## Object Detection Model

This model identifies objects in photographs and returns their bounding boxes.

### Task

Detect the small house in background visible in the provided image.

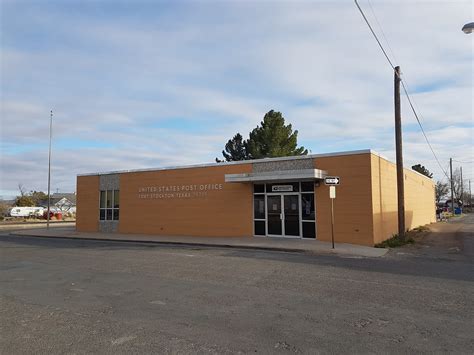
[39,193,76,213]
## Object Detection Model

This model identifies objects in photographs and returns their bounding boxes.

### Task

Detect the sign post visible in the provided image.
[325,177,340,249]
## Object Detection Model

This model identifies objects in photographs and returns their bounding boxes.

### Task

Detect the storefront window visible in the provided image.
[301,194,315,220]
[254,195,265,219]
[254,221,266,236]
[99,190,119,221]
[302,222,316,238]
[253,182,317,238]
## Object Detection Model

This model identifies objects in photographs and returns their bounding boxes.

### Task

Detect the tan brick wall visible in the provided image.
[76,152,435,246]
[370,154,436,244]
[76,175,99,232]
[118,164,253,237]
[314,153,374,246]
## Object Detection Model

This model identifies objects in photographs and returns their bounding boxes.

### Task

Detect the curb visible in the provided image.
[0,221,75,226]
[8,232,309,254]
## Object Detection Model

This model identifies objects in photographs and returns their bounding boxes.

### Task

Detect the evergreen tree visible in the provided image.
[14,195,35,207]
[246,110,308,159]
[216,133,249,162]
[411,164,433,178]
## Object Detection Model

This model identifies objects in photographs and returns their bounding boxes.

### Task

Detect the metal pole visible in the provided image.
[394,66,405,240]
[47,110,53,229]
[331,198,335,249]
[450,158,454,213]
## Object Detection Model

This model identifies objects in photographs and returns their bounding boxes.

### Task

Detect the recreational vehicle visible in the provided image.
[9,207,45,218]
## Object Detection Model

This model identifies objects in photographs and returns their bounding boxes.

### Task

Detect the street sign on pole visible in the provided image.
[325,176,340,185]
[329,186,336,249]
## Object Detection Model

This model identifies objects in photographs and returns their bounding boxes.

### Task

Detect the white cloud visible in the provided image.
[1,0,472,198]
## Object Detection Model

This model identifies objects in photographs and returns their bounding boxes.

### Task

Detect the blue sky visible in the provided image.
[1,0,473,198]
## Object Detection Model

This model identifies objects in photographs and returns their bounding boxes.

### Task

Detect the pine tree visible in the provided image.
[216,133,249,162]
[411,164,433,178]
[246,110,308,159]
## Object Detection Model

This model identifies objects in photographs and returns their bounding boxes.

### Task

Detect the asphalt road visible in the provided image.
[1,216,473,354]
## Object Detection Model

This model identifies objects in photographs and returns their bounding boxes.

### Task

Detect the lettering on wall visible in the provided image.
[137,183,224,199]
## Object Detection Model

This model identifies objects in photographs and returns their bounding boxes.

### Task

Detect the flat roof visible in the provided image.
[77,148,434,184]
[78,149,374,176]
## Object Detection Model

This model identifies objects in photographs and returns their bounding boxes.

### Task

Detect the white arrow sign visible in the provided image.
[324,176,340,185]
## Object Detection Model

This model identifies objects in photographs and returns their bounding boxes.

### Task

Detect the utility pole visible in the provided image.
[460,166,463,208]
[394,66,405,240]
[47,110,53,229]
[469,180,472,210]
[450,158,454,213]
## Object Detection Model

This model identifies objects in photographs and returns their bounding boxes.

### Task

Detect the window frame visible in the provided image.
[99,189,120,221]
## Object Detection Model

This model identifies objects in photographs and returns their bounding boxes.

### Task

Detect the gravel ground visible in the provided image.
[1,215,473,354]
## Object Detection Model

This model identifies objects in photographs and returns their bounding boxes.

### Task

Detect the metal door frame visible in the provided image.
[265,193,301,238]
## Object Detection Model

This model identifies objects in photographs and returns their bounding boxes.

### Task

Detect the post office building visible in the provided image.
[76,149,436,246]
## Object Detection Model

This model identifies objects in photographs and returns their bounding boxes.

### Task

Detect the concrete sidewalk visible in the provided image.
[0,222,75,231]
[9,227,387,258]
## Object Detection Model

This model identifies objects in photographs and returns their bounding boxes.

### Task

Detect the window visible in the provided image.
[301,181,315,192]
[301,194,315,220]
[253,184,266,236]
[254,195,266,219]
[100,190,119,221]
[301,192,315,238]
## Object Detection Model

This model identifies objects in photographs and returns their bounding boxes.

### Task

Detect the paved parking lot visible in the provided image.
[1,216,473,353]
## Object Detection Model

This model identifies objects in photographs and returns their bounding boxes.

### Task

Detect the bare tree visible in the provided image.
[435,181,449,204]
[18,183,27,197]
[451,168,468,204]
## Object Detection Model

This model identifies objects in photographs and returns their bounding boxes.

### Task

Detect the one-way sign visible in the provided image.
[324,176,340,185]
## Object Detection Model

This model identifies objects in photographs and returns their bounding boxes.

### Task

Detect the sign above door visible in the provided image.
[271,185,294,192]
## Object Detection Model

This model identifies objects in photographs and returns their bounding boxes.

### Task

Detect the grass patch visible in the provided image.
[375,234,415,248]
[375,225,431,248]
[411,225,430,233]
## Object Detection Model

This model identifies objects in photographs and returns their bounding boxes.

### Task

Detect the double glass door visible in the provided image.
[267,194,300,237]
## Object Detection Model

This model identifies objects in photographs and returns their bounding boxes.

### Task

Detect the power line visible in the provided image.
[354,0,450,181]
[400,80,450,180]
[366,0,399,65]
[439,162,451,184]
[354,0,394,69]
[452,159,474,164]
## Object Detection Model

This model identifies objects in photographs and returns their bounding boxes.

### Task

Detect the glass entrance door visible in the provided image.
[266,194,300,237]
[267,195,282,235]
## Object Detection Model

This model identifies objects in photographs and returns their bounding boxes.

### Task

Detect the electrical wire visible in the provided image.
[452,159,474,164]
[400,80,451,181]
[366,0,399,66]
[354,0,451,181]
[354,0,395,69]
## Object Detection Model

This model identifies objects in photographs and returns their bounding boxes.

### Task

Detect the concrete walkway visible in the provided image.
[0,221,75,231]
[9,226,387,258]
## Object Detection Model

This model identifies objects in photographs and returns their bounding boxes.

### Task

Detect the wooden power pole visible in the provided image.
[394,66,405,240]
[450,158,454,213]
[469,180,472,209]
